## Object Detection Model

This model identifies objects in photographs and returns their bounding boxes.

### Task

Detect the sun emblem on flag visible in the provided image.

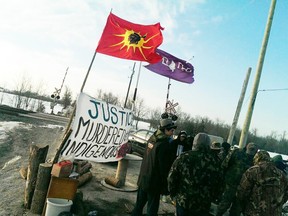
[111,30,160,60]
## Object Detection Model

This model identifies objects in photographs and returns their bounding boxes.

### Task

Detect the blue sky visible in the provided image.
[0,0,287,138]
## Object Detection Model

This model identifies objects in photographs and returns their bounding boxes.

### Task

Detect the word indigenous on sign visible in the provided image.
[61,93,133,162]
[62,139,121,159]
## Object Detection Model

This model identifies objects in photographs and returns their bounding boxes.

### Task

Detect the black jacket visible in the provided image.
[137,129,173,194]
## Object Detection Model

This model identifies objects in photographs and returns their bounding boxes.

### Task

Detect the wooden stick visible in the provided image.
[52,129,72,164]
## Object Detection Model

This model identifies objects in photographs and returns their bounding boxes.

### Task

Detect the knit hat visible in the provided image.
[160,118,177,130]
[192,133,211,151]
[246,142,258,155]
[253,150,271,165]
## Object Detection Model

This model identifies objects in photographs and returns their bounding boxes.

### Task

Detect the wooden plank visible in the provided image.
[47,176,78,199]
[42,176,78,216]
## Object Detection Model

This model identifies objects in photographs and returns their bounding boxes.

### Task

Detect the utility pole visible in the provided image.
[227,67,251,145]
[239,0,277,148]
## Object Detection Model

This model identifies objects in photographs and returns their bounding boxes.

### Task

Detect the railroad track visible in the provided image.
[0,105,69,126]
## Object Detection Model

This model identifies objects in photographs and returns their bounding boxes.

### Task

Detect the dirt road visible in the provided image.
[0,116,175,216]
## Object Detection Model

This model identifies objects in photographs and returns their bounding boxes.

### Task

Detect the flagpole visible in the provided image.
[50,50,98,164]
[165,78,171,110]
[124,62,136,108]
[132,62,142,112]
[80,51,97,92]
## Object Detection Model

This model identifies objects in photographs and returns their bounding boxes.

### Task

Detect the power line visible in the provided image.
[258,88,288,92]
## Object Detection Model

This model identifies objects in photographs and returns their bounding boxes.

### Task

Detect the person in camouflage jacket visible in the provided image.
[216,143,258,216]
[167,133,223,216]
[132,118,176,216]
[237,150,288,216]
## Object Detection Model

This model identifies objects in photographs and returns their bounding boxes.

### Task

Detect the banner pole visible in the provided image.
[80,51,97,92]
[52,50,98,163]
[124,62,136,108]
[165,78,171,110]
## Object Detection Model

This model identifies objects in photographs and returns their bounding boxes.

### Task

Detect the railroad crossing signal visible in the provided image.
[51,88,61,100]
[165,100,178,114]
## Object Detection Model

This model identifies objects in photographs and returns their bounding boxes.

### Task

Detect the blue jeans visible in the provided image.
[131,187,160,216]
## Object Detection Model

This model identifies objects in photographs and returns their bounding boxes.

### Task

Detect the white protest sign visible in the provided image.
[61,92,133,162]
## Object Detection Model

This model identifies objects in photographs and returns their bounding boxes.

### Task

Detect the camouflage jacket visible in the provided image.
[167,150,223,211]
[222,148,254,185]
[237,161,288,216]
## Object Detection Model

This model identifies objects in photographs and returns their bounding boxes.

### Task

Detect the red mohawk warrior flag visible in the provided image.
[96,12,164,63]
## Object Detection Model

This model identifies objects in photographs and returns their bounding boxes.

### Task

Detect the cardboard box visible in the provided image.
[51,160,73,178]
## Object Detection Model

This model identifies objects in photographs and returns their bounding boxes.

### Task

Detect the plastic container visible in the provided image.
[45,198,73,216]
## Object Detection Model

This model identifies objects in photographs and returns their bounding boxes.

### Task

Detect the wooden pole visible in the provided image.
[30,163,53,214]
[132,61,142,113]
[239,0,277,148]
[115,158,129,187]
[227,67,251,145]
[53,51,97,164]
[52,129,72,164]
[24,145,49,209]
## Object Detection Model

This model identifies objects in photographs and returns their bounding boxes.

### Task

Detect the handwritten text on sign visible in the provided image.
[61,93,133,162]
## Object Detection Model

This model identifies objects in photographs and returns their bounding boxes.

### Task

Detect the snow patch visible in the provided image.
[0,121,22,140]
[2,155,22,170]
[0,121,32,141]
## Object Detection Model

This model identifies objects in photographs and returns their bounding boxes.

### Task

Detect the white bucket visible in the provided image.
[45,198,73,216]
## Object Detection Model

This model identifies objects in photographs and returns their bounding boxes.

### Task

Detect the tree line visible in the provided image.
[0,84,73,113]
[1,83,287,156]
[94,90,288,156]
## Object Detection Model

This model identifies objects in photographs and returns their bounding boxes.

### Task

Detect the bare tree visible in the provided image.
[0,85,6,104]
[32,81,46,112]
[96,89,121,106]
[14,75,32,109]
[133,98,149,130]
[280,131,286,141]
[23,85,33,110]
[36,101,46,113]
[62,86,73,109]
[148,108,162,129]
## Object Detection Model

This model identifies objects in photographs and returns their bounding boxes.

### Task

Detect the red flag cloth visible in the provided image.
[96,12,164,63]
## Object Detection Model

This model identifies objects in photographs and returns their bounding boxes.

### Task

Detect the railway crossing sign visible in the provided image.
[165,100,178,114]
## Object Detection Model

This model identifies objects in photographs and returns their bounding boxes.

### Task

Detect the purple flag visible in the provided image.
[144,49,194,84]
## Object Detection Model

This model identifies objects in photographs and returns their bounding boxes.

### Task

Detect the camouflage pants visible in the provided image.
[216,184,241,216]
